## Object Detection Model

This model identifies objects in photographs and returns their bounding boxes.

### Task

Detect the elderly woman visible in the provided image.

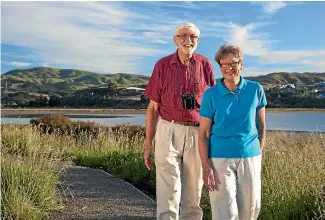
[198,44,267,220]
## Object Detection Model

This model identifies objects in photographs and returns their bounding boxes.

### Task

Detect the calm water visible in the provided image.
[1,113,325,132]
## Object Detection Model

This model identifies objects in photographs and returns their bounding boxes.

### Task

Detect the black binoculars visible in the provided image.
[181,94,198,110]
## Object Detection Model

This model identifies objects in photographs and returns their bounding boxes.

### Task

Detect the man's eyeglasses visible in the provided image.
[220,61,241,69]
[175,34,199,40]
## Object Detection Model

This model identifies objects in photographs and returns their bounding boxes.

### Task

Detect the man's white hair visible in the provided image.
[174,22,200,36]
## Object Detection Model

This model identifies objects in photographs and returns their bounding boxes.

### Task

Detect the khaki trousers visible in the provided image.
[209,156,262,220]
[155,119,204,220]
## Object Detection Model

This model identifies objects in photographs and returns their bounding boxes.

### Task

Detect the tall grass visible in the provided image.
[1,124,325,220]
[1,155,62,220]
[261,131,325,220]
[1,125,68,220]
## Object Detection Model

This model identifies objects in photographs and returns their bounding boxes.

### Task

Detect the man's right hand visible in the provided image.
[144,100,158,171]
[144,141,153,170]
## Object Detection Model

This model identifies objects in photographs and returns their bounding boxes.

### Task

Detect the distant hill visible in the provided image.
[245,72,325,88]
[1,67,325,94]
[1,67,150,92]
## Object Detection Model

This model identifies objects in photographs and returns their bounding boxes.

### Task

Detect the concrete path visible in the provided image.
[49,166,156,220]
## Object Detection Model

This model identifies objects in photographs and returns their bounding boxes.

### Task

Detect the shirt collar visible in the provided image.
[217,76,246,96]
[237,76,246,90]
[170,50,198,65]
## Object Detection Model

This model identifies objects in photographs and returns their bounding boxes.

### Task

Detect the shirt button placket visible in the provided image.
[235,90,240,104]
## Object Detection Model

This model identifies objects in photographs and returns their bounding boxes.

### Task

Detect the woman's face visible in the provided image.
[219,53,243,83]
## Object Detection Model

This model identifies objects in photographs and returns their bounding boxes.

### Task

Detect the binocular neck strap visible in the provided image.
[177,62,197,95]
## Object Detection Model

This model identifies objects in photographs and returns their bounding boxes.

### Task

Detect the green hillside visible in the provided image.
[2,67,325,94]
[246,72,325,88]
[1,67,150,92]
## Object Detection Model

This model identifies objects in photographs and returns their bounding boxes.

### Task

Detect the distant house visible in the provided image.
[277,84,296,94]
[315,93,325,99]
[79,92,95,98]
[3,101,18,106]
[315,81,325,88]
[303,88,321,94]
[295,83,304,89]
[118,87,145,96]
[278,84,295,89]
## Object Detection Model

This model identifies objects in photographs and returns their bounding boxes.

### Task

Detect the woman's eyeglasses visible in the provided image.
[220,61,241,69]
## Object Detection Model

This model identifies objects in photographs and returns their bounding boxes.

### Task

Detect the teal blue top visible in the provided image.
[200,77,267,158]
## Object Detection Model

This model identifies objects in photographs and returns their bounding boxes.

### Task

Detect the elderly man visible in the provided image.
[143,22,215,220]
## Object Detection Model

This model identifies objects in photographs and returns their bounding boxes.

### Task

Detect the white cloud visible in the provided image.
[241,67,268,77]
[227,23,269,56]
[155,40,168,44]
[251,1,287,15]
[2,2,323,76]
[8,61,31,67]
[142,32,170,44]
[163,1,200,9]
[262,50,325,65]
[218,21,325,74]
[1,2,166,74]
[264,1,287,15]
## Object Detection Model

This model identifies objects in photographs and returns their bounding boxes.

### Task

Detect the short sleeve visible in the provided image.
[205,59,216,87]
[200,88,214,119]
[256,83,267,111]
[144,62,162,103]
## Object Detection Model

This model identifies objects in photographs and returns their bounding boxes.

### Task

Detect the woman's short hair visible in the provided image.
[174,22,200,37]
[215,44,243,65]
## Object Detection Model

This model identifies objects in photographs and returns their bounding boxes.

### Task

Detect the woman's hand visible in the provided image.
[203,164,220,192]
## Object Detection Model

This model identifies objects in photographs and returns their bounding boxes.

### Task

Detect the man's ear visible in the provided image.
[173,36,177,45]
[240,62,244,70]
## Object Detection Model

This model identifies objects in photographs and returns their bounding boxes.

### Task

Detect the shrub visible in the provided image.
[30,115,101,140]
[109,124,145,141]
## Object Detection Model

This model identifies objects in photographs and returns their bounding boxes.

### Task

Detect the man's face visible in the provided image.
[219,53,243,82]
[173,27,200,56]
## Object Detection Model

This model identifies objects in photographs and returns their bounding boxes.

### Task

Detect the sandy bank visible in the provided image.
[1,107,325,118]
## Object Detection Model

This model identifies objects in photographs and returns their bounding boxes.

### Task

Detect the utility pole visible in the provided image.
[6,81,8,92]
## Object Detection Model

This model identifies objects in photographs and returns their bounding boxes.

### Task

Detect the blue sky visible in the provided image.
[1,1,325,78]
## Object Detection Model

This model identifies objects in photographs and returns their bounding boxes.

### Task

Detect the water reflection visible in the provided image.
[1,113,325,132]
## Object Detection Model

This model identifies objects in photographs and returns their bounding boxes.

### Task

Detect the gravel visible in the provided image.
[49,166,156,220]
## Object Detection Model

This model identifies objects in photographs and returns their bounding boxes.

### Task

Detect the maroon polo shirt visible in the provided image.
[144,50,215,123]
